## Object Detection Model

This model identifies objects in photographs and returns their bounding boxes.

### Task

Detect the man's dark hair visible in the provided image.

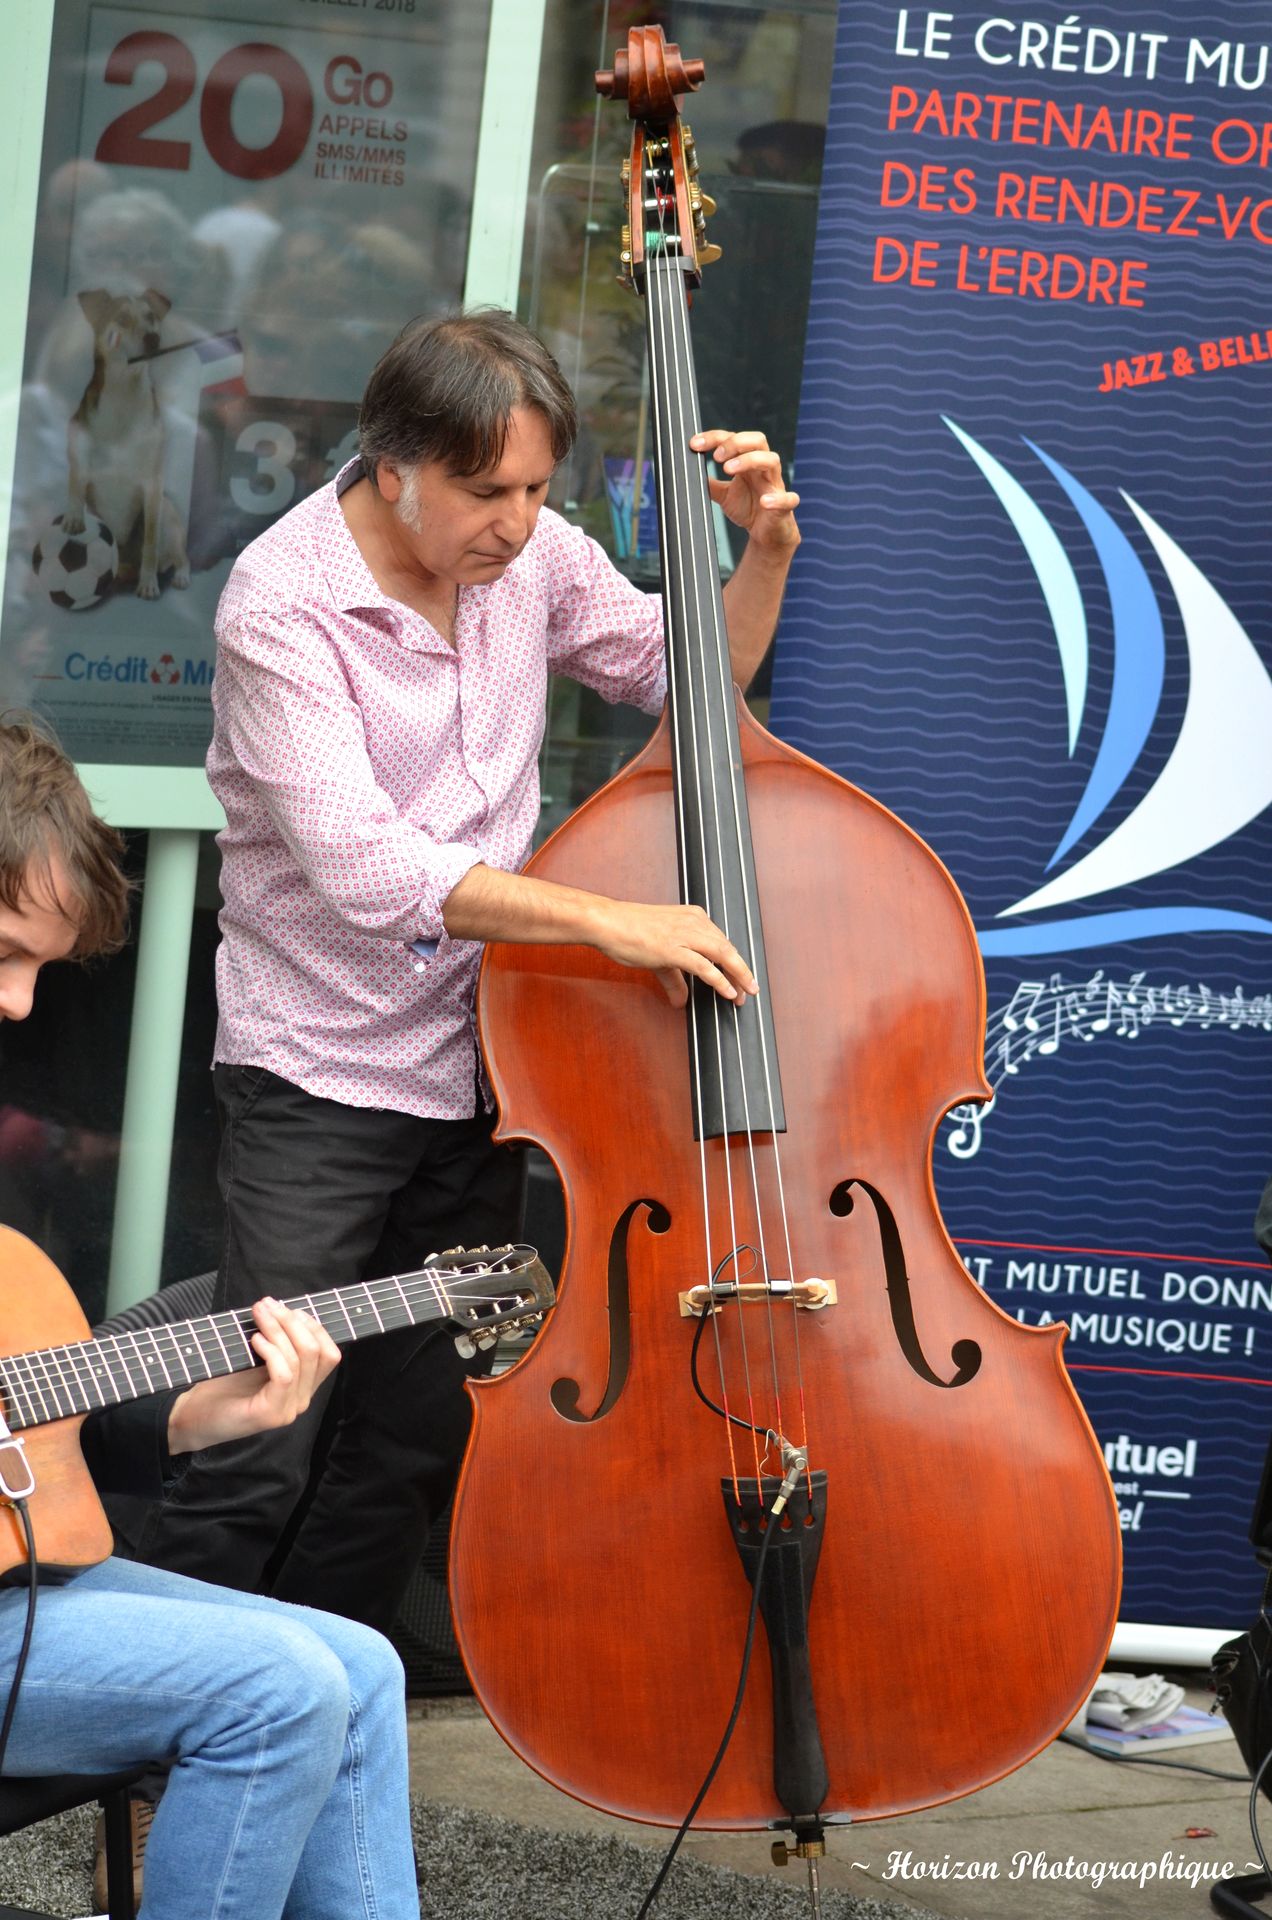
[358,308,577,484]
[0,715,129,957]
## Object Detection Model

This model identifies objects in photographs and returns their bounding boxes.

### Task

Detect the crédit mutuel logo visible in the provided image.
[946,420,1272,957]
[60,651,212,688]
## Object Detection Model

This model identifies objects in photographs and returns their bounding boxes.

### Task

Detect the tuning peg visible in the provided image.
[698,241,723,267]
[699,192,717,218]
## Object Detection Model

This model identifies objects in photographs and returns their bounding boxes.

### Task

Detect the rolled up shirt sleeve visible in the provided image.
[212,602,484,940]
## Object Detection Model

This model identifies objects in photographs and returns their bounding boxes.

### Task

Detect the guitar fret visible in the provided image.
[19,1350,58,1426]
[88,1344,131,1405]
[116,1332,151,1399]
[44,1346,80,1418]
[169,1322,206,1379]
[89,1341,127,1404]
[153,1325,194,1387]
[66,1336,109,1413]
[189,1320,225,1379]
[34,1345,73,1417]
[0,1357,36,1431]
[141,1326,175,1391]
[388,1277,412,1326]
[360,1287,387,1334]
[326,1289,358,1341]
[205,1313,236,1374]
[224,1311,256,1367]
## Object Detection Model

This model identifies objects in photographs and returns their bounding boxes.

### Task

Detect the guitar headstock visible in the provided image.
[596,24,720,295]
[420,1243,554,1353]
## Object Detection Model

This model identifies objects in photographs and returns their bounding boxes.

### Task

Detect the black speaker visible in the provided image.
[389,1495,469,1696]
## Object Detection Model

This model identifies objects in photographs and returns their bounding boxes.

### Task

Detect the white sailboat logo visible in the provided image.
[946,420,1272,954]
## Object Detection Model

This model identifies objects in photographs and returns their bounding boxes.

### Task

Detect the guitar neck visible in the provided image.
[0,1272,456,1434]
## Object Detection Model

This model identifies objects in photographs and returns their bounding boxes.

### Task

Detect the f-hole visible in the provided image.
[550,1198,670,1422]
[830,1178,981,1388]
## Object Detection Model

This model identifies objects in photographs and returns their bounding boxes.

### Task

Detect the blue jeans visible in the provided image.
[0,1556,420,1919]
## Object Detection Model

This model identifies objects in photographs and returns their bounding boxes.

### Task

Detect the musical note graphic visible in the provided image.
[944,970,1272,1158]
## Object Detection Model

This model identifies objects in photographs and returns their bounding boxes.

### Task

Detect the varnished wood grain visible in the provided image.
[455,704,1122,1829]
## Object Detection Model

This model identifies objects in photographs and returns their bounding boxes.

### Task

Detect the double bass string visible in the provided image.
[650,250,790,1462]
[644,171,755,1490]
[657,251,811,1475]
[643,145,809,1477]
[643,189,778,1473]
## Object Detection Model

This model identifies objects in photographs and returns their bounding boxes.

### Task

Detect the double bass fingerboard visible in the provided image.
[641,236,786,1142]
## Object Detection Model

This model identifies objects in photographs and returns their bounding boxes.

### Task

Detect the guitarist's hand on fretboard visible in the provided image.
[166,1299,341,1455]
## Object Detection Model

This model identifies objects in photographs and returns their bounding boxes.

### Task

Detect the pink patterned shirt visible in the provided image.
[208,462,666,1119]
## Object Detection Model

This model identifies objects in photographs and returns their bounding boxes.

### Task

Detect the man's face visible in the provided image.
[381,405,555,587]
[0,855,79,1022]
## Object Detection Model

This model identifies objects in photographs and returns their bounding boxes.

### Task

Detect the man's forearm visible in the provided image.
[440,863,758,1007]
[721,541,796,691]
[441,862,615,947]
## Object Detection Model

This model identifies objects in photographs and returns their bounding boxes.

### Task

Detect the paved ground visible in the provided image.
[407,1684,1263,1920]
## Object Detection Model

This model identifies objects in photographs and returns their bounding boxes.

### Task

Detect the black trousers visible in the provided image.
[118,1065,522,1632]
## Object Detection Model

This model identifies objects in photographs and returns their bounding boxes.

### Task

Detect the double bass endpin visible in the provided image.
[771,1833,827,1919]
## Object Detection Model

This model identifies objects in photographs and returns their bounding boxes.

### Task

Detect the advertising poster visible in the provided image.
[1,0,489,766]
[771,0,1272,1625]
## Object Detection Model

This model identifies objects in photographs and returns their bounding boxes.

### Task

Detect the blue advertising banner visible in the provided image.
[770,0,1272,1627]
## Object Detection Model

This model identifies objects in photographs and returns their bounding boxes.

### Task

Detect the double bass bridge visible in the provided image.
[678,1276,838,1318]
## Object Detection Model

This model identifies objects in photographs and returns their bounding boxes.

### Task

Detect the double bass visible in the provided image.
[449,21,1120,1888]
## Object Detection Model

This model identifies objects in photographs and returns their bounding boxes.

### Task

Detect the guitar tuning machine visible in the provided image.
[453,1327,501,1360]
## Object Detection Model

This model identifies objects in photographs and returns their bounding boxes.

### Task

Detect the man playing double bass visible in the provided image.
[120,307,800,1642]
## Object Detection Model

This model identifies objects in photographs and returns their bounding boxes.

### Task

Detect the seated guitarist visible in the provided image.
[0,715,419,1918]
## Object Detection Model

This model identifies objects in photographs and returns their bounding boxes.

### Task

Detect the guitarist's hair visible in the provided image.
[0,714,129,957]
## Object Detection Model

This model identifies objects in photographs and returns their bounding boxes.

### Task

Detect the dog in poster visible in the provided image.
[65,287,190,599]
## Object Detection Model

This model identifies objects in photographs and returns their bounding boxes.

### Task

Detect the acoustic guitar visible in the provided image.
[0,1224,550,1577]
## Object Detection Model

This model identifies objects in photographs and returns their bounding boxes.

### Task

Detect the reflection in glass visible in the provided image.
[2,0,490,769]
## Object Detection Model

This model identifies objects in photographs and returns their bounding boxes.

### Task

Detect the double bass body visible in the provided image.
[451,705,1121,1827]
[447,24,1121,1834]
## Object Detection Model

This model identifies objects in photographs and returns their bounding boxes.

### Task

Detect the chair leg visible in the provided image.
[1212,1870,1272,1918]
[100,1788,136,1920]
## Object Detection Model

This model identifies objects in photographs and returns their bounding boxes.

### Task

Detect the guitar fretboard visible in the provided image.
[0,1271,459,1433]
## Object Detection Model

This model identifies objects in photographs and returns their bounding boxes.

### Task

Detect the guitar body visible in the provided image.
[0,1227,113,1576]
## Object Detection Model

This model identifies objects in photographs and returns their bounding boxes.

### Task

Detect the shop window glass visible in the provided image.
[525,1,835,840]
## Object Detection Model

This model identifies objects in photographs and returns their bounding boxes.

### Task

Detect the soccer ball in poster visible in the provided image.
[32,514,117,610]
